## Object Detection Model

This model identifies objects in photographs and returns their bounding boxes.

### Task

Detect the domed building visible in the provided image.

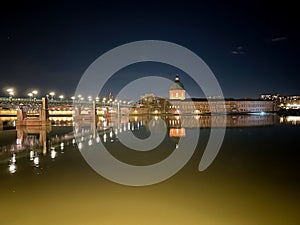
[130,74,277,115]
[169,75,186,100]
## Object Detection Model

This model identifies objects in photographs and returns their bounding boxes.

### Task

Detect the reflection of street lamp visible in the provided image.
[9,163,16,174]
[33,155,39,167]
[49,92,55,100]
[59,95,64,101]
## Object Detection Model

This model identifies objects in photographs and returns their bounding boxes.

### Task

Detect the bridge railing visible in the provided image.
[0,97,134,110]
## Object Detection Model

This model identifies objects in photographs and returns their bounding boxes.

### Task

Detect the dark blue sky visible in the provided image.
[0,0,299,99]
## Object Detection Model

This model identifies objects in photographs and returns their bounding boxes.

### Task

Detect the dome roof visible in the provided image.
[170,75,184,90]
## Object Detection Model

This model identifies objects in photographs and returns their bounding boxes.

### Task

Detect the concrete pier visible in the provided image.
[16,97,51,126]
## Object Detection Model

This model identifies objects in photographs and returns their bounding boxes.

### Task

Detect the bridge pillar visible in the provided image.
[17,109,26,121]
[16,96,50,126]
[39,97,49,123]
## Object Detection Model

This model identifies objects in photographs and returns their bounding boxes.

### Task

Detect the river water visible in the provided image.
[0,115,299,225]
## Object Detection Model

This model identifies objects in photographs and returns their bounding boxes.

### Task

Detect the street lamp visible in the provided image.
[32,90,38,101]
[49,92,55,100]
[7,88,14,96]
[28,92,33,98]
[6,88,14,102]
[59,95,64,101]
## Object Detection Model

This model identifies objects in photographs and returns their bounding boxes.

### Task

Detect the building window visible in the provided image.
[176,92,178,97]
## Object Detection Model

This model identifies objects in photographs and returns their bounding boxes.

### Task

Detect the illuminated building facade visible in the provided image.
[130,75,278,114]
[169,75,186,100]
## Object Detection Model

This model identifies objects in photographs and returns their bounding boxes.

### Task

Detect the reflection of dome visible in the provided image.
[169,75,184,90]
[169,128,186,137]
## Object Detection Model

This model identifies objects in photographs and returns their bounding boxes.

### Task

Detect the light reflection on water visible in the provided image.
[0,115,299,225]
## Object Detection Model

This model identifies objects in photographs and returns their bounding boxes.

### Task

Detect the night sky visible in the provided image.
[0,0,299,99]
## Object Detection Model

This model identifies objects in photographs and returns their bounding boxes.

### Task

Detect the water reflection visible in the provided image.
[48,116,74,126]
[280,116,300,125]
[0,116,16,130]
[164,114,280,128]
[1,114,299,175]
[50,147,57,159]
[0,114,299,224]
[169,128,186,137]
[0,125,74,174]
[8,153,17,174]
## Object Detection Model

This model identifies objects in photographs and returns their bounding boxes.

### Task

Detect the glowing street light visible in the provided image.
[6,88,14,102]
[71,96,75,100]
[31,90,38,101]
[59,95,64,101]
[6,88,14,95]
[27,92,33,101]
[49,92,55,100]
